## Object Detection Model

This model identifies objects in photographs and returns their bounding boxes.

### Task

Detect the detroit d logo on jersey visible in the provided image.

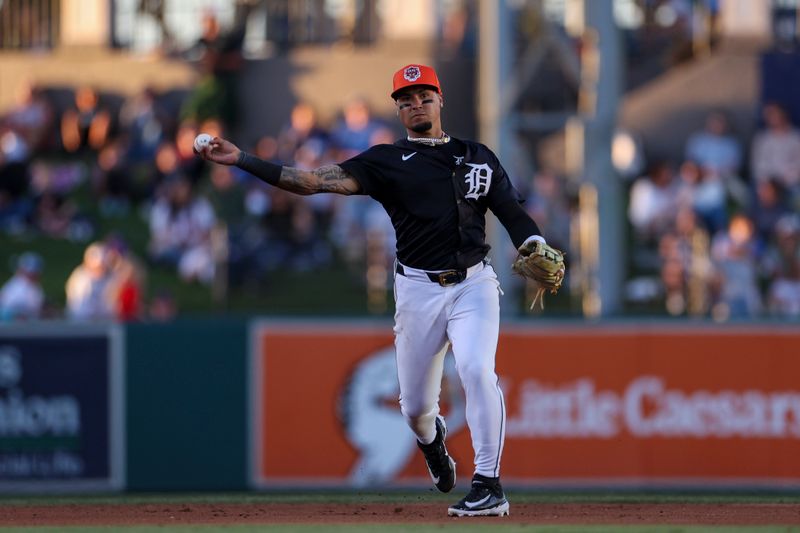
[464,163,492,199]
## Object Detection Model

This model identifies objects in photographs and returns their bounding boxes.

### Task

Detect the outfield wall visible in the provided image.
[1,320,798,492]
[250,322,800,490]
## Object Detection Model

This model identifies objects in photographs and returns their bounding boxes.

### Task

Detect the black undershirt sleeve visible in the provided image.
[235,151,282,185]
[491,199,543,249]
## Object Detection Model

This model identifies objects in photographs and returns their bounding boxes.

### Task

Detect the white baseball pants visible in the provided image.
[393,260,506,478]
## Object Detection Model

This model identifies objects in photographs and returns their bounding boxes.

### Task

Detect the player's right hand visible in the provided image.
[196,137,241,166]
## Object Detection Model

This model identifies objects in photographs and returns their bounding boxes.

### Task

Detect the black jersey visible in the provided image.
[340,137,541,270]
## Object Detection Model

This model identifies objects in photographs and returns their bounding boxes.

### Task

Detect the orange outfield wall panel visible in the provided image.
[250,323,800,488]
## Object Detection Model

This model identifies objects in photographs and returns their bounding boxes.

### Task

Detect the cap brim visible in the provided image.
[391,84,440,99]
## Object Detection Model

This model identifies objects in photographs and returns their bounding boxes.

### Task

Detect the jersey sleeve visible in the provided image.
[338,145,393,200]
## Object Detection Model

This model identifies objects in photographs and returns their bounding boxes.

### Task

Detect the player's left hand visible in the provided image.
[512,239,566,309]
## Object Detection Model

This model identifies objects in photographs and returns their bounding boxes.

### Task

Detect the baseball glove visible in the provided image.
[512,239,566,309]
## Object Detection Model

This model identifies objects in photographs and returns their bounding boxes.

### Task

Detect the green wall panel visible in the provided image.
[126,319,248,490]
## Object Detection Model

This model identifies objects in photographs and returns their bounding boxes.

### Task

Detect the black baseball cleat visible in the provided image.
[417,415,456,493]
[447,474,510,517]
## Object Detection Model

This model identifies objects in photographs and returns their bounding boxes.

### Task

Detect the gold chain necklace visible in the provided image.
[407,132,451,145]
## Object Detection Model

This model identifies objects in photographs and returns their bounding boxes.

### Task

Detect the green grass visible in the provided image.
[0,527,797,533]
[2,490,800,506]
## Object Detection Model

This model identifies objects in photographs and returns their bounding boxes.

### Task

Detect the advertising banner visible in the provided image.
[0,324,124,492]
[250,323,800,488]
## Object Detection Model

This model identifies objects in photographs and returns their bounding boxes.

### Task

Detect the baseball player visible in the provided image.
[197,64,565,517]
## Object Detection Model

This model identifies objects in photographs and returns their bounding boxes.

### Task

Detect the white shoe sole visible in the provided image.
[447,501,510,517]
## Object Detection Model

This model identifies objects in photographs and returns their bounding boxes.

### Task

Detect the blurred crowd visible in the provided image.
[0,7,400,323]
[1,3,799,322]
[625,103,800,319]
[0,67,398,322]
[2,75,800,321]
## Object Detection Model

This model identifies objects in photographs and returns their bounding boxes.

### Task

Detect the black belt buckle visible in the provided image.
[437,270,466,287]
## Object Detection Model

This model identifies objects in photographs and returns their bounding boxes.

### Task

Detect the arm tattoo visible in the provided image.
[278,164,360,195]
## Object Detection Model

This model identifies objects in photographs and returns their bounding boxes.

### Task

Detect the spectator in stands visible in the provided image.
[685,109,742,179]
[628,160,680,243]
[154,140,181,186]
[0,252,44,321]
[0,80,54,154]
[766,254,800,317]
[26,156,93,241]
[276,102,330,164]
[148,174,217,285]
[254,134,279,162]
[33,191,79,239]
[762,213,800,318]
[675,159,727,235]
[0,128,33,235]
[685,109,749,208]
[61,86,113,154]
[750,102,800,199]
[175,118,208,184]
[750,177,791,246]
[709,213,762,319]
[65,242,115,321]
[330,96,384,159]
[119,85,168,166]
[149,129,208,196]
[760,214,800,283]
[94,139,133,215]
[28,155,86,198]
[105,234,146,322]
[525,169,571,251]
[658,206,712,316]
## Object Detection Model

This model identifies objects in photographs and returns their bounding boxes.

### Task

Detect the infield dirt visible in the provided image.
[1,502,799,526]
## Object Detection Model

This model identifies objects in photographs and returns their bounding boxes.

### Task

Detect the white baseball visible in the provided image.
[193,133,213,152]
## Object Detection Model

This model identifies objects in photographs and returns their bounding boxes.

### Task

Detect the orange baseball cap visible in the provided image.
[391,64,442,99]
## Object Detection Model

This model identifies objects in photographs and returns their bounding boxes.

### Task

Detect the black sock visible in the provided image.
[473,473,500,486]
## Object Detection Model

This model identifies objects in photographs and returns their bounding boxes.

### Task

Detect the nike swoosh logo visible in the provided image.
[432,475,440,483]
[464,494,492,508]
[402,152,417,161]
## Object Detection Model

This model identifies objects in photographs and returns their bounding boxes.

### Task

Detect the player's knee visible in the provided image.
[399,399,428,421]
[457,360,496,388]
[400,399,437,433]
[405,414,434,437]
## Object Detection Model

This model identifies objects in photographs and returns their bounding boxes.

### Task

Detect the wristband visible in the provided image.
[522,235,546,247]
[236,151,282,185]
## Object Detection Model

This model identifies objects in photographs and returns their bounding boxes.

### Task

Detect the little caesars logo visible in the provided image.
[464,163,492,199]
[505,376,800,439]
